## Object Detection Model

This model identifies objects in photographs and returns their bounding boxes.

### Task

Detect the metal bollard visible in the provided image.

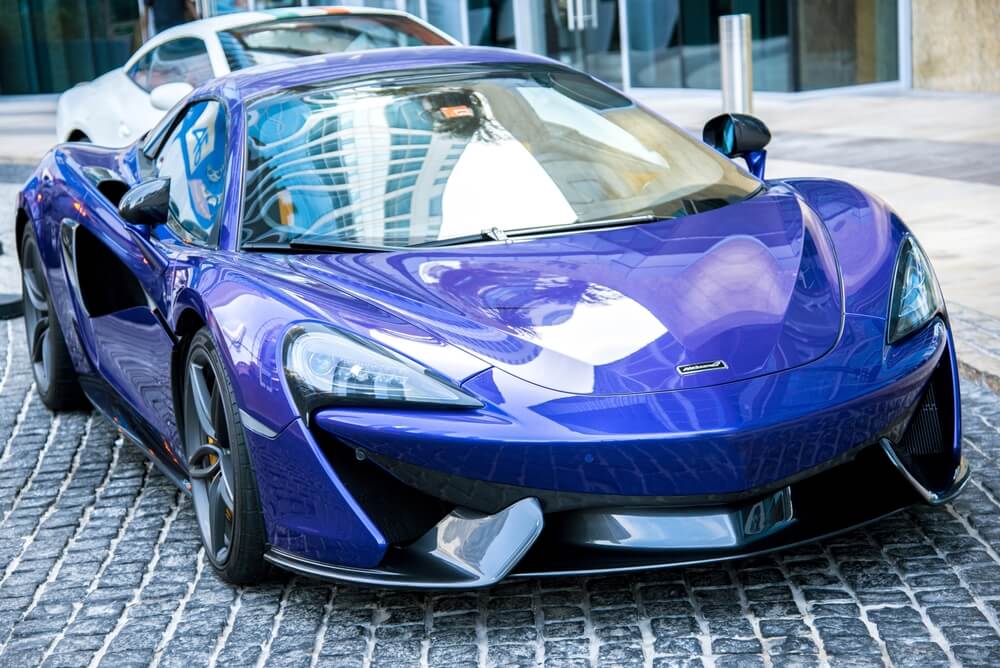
[719,14,753,114]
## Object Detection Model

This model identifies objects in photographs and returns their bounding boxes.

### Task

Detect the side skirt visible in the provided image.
[79,375,191,495]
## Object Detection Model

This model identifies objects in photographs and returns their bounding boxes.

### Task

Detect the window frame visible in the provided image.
[127,37,214,93]
[126,49,154,92]
[146,97,233,249]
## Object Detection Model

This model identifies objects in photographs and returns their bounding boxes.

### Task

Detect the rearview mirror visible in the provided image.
[150,82,193,111]
[119,178,170,235]
[702,113,771,179]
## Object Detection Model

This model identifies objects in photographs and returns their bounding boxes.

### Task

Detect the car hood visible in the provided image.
[283,188,843,395]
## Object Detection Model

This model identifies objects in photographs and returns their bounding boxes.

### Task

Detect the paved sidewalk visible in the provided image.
[0,322,997,666]
[0,95,57,172]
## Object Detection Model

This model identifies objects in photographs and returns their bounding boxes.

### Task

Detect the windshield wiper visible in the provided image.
[540,213,660,234]
[413,227,509,248]
[245,214,665,253]
[244,240,396,253]
[414,213,662,248]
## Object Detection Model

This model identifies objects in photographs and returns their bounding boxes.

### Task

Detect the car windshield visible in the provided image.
[219,15,450,70]
[240,66,761,249]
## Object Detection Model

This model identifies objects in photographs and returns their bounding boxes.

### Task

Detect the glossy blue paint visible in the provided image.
[279,185,842,396]
[245,418,387,568]
[744,149,767,179]
[314,317,946,497]
[14,46,964,575]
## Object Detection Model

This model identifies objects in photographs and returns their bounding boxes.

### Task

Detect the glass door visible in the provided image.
[542,0,622,87]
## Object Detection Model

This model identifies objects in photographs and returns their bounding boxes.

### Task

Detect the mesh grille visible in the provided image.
[897,382,945,457]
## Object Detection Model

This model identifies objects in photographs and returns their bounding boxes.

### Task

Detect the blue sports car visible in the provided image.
[16,47,968,588]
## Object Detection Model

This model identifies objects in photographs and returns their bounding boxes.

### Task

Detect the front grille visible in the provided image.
[887,344,957,493]
[896,381,945,457]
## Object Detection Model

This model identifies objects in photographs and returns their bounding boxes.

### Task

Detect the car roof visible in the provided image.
[200,46,567,103]
[125,6,454,70]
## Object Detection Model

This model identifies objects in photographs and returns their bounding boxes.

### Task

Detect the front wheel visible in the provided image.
[182,328,269,584]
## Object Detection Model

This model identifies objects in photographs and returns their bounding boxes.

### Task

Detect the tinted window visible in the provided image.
[240,67,760,249]
[129,38,214,91]
[156,101,228,245]
[219,15,450,71]
[127,51,154,89]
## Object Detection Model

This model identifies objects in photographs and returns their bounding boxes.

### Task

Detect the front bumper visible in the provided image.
[264,441,968,588]
[245,316,967,587]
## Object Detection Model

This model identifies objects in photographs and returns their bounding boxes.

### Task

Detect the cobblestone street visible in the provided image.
[0,317,995,667]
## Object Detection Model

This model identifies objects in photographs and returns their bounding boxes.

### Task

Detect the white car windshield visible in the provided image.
[240,66,761,249]
[219,15,450,70]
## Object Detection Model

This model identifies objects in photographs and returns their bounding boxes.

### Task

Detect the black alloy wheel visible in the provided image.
[182,328,268,583]
[19,231,87,410]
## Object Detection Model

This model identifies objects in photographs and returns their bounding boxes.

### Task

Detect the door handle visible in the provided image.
[567,0,597,32]
[566,0,578,31]
[583,0,598,29]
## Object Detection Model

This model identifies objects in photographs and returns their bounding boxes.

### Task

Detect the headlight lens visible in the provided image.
[282,323,482,416]
[888,236,943,344]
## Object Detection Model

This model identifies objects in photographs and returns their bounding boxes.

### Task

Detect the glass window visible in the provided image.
[131,37,213,91]
[218,14,449,71]
[795,0,898,90]
[0,0,141,95]
[626,0,682,88]
[240,66,759,249]
[468,0,516,48]
[128,51,154,89]
[155,101,228,246]
[626,0,896,92]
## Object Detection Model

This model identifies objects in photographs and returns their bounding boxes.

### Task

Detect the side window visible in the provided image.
[147,38,214,90]
[128,52,153,90]
[155,101,228,246]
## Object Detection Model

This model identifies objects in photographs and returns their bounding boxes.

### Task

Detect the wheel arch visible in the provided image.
[14,207,29,260]
[171,305,209,433]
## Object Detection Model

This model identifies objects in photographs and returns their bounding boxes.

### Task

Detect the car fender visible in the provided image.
[170,272,396,569]
[779,177,908,319]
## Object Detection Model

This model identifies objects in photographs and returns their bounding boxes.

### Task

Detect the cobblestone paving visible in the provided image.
[0,319,999,667]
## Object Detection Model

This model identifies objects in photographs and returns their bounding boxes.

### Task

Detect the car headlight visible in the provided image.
[888,236,943,344]
[282,323,482,416]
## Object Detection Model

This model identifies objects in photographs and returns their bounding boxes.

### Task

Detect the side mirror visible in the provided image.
[702,113,771,179]
[150,82,193,111]
[119,178,170,235]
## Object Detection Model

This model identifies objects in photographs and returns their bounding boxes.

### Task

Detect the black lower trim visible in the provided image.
[513,441,923,575]
[364,435,892,515]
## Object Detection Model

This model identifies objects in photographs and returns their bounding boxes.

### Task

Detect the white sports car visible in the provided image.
[55,6,456,147]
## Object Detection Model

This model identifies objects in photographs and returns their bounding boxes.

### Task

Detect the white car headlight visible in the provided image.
[888,236,943,344]
[283,323,482,416]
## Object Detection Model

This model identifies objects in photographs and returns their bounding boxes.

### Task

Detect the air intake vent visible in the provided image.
[897,381,945,457]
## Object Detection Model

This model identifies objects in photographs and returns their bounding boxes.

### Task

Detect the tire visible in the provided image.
[20,230,88,411]
[182,328,269,584]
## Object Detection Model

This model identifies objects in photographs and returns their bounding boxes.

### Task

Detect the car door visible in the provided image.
[64,99,230,478]
[116,37,217,145]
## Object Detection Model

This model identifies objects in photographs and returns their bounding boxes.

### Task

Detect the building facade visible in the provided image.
[0,0,996,96]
